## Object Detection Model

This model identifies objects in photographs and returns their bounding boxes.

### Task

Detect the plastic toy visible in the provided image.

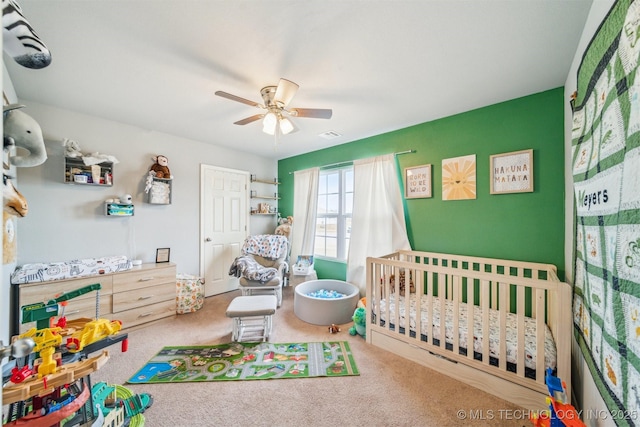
[530,368,585,427]
[10,365,34,383]
[328,324,341,333]
[66,318,122,353]
[348,307,366,338]
[19,327,63,378]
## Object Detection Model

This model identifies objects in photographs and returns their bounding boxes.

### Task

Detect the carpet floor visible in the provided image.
[92,286,530,426]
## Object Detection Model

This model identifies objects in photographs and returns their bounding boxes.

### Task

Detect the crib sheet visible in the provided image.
[377,294,556,371]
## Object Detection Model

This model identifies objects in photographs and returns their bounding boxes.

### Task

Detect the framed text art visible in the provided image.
[156,247,170,263]
[405,164,432,199]
[490,149,533,194]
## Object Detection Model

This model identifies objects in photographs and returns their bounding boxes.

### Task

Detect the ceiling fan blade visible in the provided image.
[290,108,332,119]
[215,91,261,108]
[234,114,264,125]
[274,78,299,107]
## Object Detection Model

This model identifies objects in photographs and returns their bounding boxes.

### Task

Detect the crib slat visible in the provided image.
[385,265,392,332]
[517,285,525,377]
[467,275,474,362]
[499,282,507,370]
[426,272,433,345]
[414,268,421,340]
[491,281,498,310]
[403,269,411,338]
[452,274,460,353]
[372,263,379,327]
[481,279,490,366]
[439,272,446,350]
[535,288,545,385]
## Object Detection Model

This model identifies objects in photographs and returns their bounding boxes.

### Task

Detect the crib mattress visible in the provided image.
[376,294,556,371]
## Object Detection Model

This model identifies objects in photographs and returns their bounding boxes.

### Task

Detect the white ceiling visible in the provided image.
[5,0,593,160]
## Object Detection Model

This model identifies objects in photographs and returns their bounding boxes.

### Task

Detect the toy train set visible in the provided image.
[2,282,152,426]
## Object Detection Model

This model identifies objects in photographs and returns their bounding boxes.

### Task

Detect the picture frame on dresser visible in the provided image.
[156,247,170,263]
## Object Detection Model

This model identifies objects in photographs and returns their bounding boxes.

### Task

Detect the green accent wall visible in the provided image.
[278,88,565,280]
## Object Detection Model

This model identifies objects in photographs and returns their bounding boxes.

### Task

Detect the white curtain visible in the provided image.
[291,167,319,266]
[347,154,411,294]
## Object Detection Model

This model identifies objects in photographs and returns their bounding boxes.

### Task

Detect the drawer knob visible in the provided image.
[139,277,154,282]
[138,312,153,318]
[138,295,153,300]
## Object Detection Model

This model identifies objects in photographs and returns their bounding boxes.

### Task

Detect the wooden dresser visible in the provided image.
[11,263,177,335]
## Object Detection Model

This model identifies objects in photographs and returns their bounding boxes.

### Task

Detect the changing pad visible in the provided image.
[11,255,132,284]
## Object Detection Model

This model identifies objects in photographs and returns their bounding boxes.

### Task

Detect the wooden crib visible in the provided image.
[365,250,572,411]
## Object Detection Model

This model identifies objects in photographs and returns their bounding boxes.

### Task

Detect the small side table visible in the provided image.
[289,271,318,287]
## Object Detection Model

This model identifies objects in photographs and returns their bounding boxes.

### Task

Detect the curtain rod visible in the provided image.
[288,149,415,174]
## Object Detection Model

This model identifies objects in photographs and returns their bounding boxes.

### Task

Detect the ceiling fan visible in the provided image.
[215,78,332,136]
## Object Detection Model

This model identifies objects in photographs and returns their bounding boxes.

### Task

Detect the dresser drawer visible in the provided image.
[116,299,176,328]
[112,283,176,313]
[19,295,112,334]
[20,276,113,306]
[113,264,176,293]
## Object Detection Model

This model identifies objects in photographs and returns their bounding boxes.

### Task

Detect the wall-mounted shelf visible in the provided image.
[64,156,113,186]
[147,177,172,205]
[250,175,279,216]
[250,175,280,185]
[250,190,279,200]
[105,202,134,216]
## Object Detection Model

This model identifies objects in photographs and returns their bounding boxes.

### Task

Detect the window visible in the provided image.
[314,166,353,260]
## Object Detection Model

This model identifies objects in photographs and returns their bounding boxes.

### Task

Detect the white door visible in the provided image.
[200,165,249,297]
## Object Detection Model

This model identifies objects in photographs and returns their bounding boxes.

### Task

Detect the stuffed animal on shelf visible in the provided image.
[62,138,83,158]
[274,216,293,240]
[149,155,171,179]
[349,307,366,339]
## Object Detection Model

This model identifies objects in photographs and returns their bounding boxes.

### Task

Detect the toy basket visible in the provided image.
[176,274,204,314]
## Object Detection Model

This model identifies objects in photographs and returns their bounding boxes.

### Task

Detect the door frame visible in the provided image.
[199,164,250,288]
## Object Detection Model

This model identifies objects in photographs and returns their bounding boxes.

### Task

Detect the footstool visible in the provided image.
[226,295,278,342]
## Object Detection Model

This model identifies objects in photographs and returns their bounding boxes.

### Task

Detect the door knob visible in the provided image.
[205,237,212,242]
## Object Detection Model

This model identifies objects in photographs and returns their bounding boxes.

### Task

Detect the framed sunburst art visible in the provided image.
[442,154,476,201]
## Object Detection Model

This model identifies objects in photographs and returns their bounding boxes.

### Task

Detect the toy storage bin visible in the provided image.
[176,274,204,314]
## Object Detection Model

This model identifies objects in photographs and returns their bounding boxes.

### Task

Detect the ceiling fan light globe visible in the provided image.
[262,112,278,135]
[280,117,294,135]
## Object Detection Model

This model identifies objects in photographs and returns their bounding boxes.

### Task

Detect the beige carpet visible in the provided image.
[92,286,530,426]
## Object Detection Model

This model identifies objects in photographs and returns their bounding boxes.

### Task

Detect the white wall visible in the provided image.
[3,100,277,341]
[564,1,616,426]
[2,63,19,348]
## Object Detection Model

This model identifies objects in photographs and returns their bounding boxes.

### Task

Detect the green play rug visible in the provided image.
[127,341,359,384]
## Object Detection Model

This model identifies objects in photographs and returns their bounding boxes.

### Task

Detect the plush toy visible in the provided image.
[274,216,293,240]
[348,307,366,338]
[150,155,171,179]
[357,297,366,309]
[328,324,341,334]
[3,104,47,167]
[63,138,83,158]
[389,269,415,296]
[2,0,52,69]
